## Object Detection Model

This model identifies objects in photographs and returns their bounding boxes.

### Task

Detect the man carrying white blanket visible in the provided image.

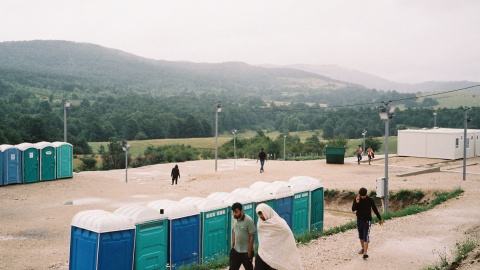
[254,203,303,270]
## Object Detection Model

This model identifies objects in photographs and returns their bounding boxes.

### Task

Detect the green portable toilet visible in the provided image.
[207,192,254,253]
[35,142,56,181]
[326,146,345,164]
[180,197,229,264]
[16,143,40,183]
[273,181,310,236]
[52,142,73,179]
[114,205,169,270]
[289,176,324,232]
[231,188,275,246]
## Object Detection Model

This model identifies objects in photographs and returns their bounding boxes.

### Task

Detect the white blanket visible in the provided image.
[256,203,303,270]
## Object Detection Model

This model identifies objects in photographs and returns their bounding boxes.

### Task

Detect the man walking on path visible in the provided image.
[257,148,267,173]
[230,202,255,270]
[171,164,180,185]
[356,145,363,164]
[352,187,383,259]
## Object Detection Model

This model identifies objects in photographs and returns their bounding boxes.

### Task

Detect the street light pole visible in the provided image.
[283,135,286,161]
[463,108,471,181]
[433,111,437,128]
[63,99,71,142]
[232,129,237,170]
[379,103,394,213]
[122,142,130,183]
[215,101,221,172]
[362,129,367,154]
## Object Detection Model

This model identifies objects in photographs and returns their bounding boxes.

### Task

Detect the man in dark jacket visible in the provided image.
[352,187,383,259]
[171,165,180,185]
[256,148,267,173]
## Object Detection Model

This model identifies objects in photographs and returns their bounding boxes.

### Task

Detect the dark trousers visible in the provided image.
[254,255,275,270]
[229,248,253,270]
[172,176,178,185]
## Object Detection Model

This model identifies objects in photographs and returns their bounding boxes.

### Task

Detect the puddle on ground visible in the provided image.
[0,236,28,241]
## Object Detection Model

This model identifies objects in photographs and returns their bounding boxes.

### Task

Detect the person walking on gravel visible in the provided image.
[356,145,363,164]
[352,187,383,259]
[257,148,267,173]
[171,164,180,185]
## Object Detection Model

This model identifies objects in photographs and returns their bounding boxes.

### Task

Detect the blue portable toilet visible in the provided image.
[289,176,324,232]
[69,210,136,270]
[207,192,254,252]
[114,205,169,270]
[16,143,41,184]
[273,181,310,236]
[180,197,229,264]
[250,182,294,229]
[231,188,275,246]
[0,145,23,185]
[146,200,200,270]
[52,142,73,179]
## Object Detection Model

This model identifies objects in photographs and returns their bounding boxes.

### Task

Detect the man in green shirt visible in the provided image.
[230,202,255,270]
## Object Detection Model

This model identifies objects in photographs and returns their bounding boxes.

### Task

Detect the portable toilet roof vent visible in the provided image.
[146,199,200,219]
[249,181,293,199]
[273,181,309,194]
[289,176,323,191]
[207,192,251,205]
[71,210,135,233]
[180,197,227,212]
[52,141,74,147]
[231,188,275,202]
[114,205,167,224]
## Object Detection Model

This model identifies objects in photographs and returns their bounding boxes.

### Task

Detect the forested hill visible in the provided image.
[0,40,341,94]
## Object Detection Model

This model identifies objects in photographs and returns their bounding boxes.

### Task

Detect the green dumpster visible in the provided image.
[326,146,345,164]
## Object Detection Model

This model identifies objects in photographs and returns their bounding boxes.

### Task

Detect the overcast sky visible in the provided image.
[1,0,479,83]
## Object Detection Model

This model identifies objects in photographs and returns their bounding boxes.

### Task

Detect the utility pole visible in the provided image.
[232,129,237,170]
[122,142,130,183]
[63,100,71,142]
[215,101,221,171]
[362,129,367,154]
[463,108,471,181]
[379,103,394,213]
[283,135,287,161]
[433,110,437,128]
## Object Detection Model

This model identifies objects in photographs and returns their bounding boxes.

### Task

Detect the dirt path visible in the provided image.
[0,157,479,269]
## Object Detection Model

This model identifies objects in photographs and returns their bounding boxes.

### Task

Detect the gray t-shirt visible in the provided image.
[233,214,256,253]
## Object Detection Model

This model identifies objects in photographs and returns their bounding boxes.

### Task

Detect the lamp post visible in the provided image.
[283,135,287,161]
[63,99,71,142]
[122,142,130,183]
[362,129,367,154]
[232,129,237,170]
[433,111,437,128]
[215,101,221,172]
[379,103,395,213]
[463,108,471,181]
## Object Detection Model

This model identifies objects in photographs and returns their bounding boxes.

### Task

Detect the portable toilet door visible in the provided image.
[16,143,40,183]
[114,205,169,270]
[250,182,294,229]
[146,200,200,270]
[52,142,73,179]
[207,192,255,252]
[289,176,324,232]
[69,210,135,270]
[0,146,2,186]
[273,181,310,236]
[180,197,229,264]
[0,145,22,185]
[35,142,56,181]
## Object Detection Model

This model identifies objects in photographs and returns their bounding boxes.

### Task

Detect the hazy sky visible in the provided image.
[1,0,479,83]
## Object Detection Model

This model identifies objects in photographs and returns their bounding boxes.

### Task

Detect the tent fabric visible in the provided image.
[255,204,303,270]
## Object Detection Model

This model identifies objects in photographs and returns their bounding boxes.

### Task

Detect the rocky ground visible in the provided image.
[0,156,479,269]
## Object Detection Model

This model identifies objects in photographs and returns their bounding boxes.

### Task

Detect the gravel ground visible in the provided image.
[0,156,479,269]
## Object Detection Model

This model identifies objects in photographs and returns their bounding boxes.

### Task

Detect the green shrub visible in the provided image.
[324,189,339,198]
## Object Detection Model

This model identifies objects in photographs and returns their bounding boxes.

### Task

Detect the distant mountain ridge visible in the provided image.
[260,64,480,93]
[0,40,342,94]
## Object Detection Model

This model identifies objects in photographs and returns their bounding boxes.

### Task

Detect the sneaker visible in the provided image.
[363,254,368,259]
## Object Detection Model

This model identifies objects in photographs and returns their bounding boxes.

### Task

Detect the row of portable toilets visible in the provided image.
[0,142,73,186]
[69,176,324,270]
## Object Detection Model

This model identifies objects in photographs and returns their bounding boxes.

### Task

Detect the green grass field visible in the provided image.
[420,90,479,109]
